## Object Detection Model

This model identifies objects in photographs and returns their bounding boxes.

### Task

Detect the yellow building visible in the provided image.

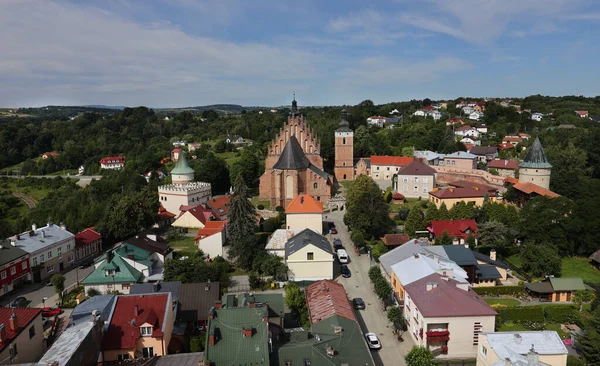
[477,331,568,366]
[284,194,323,234]
[0,308,46,364]
[285,229,334,281]
[429,185,498,209]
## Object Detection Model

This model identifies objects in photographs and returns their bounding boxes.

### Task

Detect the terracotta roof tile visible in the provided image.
[206,195,231,219]
[429,186,497,199]
[381,234,410,247]
[306,280,355,323]
[488,159,519,170]
[370,155,414,166]
[511,182,560,198]
[285,194,323,214]
[498,143,515,150]
[428,220,478,240]
[0,308,42,353]
[99,156,125,164]
[75,227,102,246]
[194,220,227,241]
[158,204,176,220]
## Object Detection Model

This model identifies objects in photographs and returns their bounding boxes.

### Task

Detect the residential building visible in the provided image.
[476,124,488,134]
[518,137,552,190]
[524,277,592,302]
[429,110,442,120]
[156,204,176,229]
[354,157,371,177]
[502,135,523,146]
[497,142,515,151]
[429,185,498,208]
[413,109,427,117]
[468,146,498,162]
[380,233,410,250]
[102,293,174,361]
[379,238,431,281]
[454,125,480,138]
[172,204,217,232]
[41,151,60,159]
[187,142,202,152]
[518,133,531,140]
[334,109,355,181]
[194,221,227,259]
[0,308,45,365]
[575,110,588,118]
[415,150,445,166]
[171,148,181,162]
[260,97,333,207]
[81,251,143,294]
[477,331,568,366]
[461,136,481,147]
[488,159,519,177]
[367,115,386,128]
[446,117,465,126]
[205,195,230,220]
[172,141,186,147]
[443,152,478,169]
[469,111,485,121]
[395,160,437,199]
[462,106,475,114]
[427,220,478,245]
[158,152,212,216]
[284,194,323,233]
[9,223,76,282]
[223,135,246,144]
[531,112,544,121]
[222,292,285,329]
[99,156,125,170]
[403,273,497,358]
[204,305,270,365]
[126,231,173,264]
[178,282,220,331]
[265,229,300,258]
[371,155,414,181]
[285,229,334,281]
[74,227,101,264]
[0,243,30,297]
[473,250,510,283]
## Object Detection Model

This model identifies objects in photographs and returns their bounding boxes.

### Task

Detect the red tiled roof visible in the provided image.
[446,117,463,123]
[503,136,522,143]
[370,155,414,166]
[455,125,474,132]
[397,160,437,176]
[75,227,102,246]
[429,186,497,200]
[518,133,531,137]
[285,194,323,214]
[497,143,515,150]
[488,159,519,170]
[422,105,434,111]
[404,273,496,318]
[158,204,176,220]
[306,280,355,324]
[0,308,42,352]
[575,110,588,115]
[512,182,560,198]
[381,234,410,247]
[392,193,405,200]
[103,294,169,350]
[172,148,181,153]
[504,176,519,184]
[194,220,227,241]
[206,195,231,219]
[428,220,478,239]
[43,151,60,157]
[100,156,125,164]
[180,205,215,225]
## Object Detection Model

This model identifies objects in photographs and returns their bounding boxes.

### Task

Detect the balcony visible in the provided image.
[426,330,450,342]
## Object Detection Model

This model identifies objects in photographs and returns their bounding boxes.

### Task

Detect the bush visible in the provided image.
[567,355,585,366]
[190,333,206,352]
[249,273,264,289]
[257,204,265,210]
[497,306,545,323]
[397,207,410,221]
[473,286,525,297]
[275,206,284,212]
[87,288,101,297]
[544,305,580,323]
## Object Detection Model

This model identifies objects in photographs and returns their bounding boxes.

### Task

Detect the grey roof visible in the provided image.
[476,264,502,280]
[473,251,509,269]
[130,281,181,301]
[444,151,478,160]
[273,136,310,170]
[336,109,353,132]
[354,157,371,168]
[178,282,220,322]
[397,160,437,176]
[70,295,116,325]
[414,150,444,161]
[439,245,478,266]
[520,137,552,169]
[9,223,75,254]
[285,228,333,259]
[469,146,498,155]
[155,352,204,366]
[379,238,429,276]
[0,242,28,266]
[308,163,330,180]
[38,317,101,366]
[525,281,554,294]
[484,331,568,365]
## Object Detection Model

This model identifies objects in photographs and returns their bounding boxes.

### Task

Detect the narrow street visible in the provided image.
[327,209,413,366]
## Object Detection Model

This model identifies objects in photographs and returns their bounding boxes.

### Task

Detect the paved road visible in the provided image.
[1,265,95,309]
[327,210,413,366]
[2,174,103,181]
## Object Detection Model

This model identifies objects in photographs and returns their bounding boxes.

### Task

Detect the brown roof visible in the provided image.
[511,182,560,198]
[285,194,323,214]
[125,231,171,256]
[429,186,497,199]
[206,195,231,219]
[449,180,496,192]
[306,280,355,324]
[488,159,519,170]
[397,160,437,176]
[178,282,221,322]
[404,273,497,318]
[381,234,410,247]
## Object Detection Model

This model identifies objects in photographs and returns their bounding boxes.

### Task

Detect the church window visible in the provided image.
[313,182,318,189]
[317,196,321,201]
[342,137,346,145]
[342,162,346,166]
[343,174,347,179]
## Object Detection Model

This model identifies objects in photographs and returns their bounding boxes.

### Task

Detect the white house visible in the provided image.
[469,111,485,121]
[389,109,400,115]
[477,331,568,366]
[172,141,186,147]
[531,113,544,122]
[428,110,442,120]
[454,126,480,138]
[462,106,475,114]
[286,229,334,281]
[367,116,386,128]
[194,221,227,259]
[100,156,125,170]
[460,136,481,146]
[413,110,427,117]
[284,194,323,234]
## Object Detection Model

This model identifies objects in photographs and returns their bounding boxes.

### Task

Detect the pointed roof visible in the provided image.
[171,150,195,175]
[285,194,323,214]
[398,160,437,176]
[520,137,552,169]
[273,136,310,170]
[336,109,353,132]
[285,228,332,259]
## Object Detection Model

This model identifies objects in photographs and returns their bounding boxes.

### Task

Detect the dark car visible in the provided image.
[352,298,366,310]
[341,265,351,278]
[10,297,28,308]
[79,260,93,269]
[333,238,343,250]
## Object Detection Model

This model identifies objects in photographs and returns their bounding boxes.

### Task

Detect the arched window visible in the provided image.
[342,137,346,145]
[343,162,346,167]
[313,182,318,189]
[343,174,347,179]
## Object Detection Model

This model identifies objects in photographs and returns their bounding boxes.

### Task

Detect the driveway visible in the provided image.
[327,209,413,366]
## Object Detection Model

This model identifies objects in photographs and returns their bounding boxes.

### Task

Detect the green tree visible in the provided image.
[370,240,389,261]
[387,306,407,336]
[227,175,260,269]
[520,243,562,277]
[478,221,509,248]
[195,152,231,194]
[368,266,383,283]
[51,274,66,305]
[344,175,392,237]
[383,188,392,203]
[546,141,591,199]
[576,307,600,365]
[466,233,477,247]
[229,148,261,190]
[573,290,594,312]
[350,231,366,249]
[405,207,426,236]
[374,277,393,308]
[163,252,226,283]
[405,346,435,366]
[425,204,440,222]
[438,202,450,220]
[285,282,306,311]
[519,197,574,255]
[436,231,453,245]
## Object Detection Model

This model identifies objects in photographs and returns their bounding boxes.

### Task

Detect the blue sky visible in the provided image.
[1,0,600,107]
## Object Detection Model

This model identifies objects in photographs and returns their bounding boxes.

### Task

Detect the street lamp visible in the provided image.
[42,297,48,308]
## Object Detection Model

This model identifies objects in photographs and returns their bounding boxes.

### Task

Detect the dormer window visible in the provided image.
[141,326,153,336]
[106,269,115,276]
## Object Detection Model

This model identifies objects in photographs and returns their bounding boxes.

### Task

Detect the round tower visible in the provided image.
[518,137,552,190]
[170,151,195,184]
[334,109,354,181]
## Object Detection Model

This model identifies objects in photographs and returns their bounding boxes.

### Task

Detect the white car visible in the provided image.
[336,249,349,264]
[365,332,381,349]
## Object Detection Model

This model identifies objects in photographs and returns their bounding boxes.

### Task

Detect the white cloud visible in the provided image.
[327,9,405,45]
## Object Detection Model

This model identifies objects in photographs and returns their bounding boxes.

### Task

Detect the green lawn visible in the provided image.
[562,257,600,284]
[339,181,355,190]
[485,298,521,307]
[497,322,569,339]
[169,236,197,252]
[251,196,271,209]
[505,254,523,268]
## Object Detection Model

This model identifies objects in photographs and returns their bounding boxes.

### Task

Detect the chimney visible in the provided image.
[413,253,419,259]
[514,333,522,344]
[205,283,211,291]
[473,186,479,191]
[300,196,304,204]
[0,324,5,343]
[106,251,112,263]
[60,223,66,231]
[10,239,16,247]
[16,234,20,240]
[527,345,539,366]
[490,249,497,261]
[242,328,253,337]
[426,282,438,291]
[504,160,508,166]
[249,301,255,308]
[504,358,511,366]
[464,243,469,249]
[449,188,454,193]
[41,230,46,238]
[214,301,222,309]
[127,254,135,260]
[209,333,215,346]
[9,311,18,331]
[147,234,157,242]
[264,316,269,323]
[134,305,139,317]
[32,223,37,231]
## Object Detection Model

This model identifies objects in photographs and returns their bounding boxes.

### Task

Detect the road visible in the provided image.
[1,265,95,309]
[13,192,36,208]
[328,209,413,366]
[2,174,103,181]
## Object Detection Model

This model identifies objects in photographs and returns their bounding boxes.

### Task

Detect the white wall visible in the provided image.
[286,213,323,234]
[286,244,333,281]
[198,232,224,259]
[396,174,435,199]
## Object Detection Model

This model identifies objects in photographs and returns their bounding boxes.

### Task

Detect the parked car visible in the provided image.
[336,249,349,264]
[42,307,62,317]
[79,260,93,269]
[45,281,53,287]
[330,227,338,234]
[365,332,382,349]
[333,238,343,250]
[341,265,351,278]
[352,298,366,310]
[10,297,28,308]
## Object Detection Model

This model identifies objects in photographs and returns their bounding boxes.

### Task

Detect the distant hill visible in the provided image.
[82,105,127,110]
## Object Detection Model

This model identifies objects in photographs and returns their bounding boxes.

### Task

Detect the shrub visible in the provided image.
[497,306,545,323]
[275,206,284,212]
[249,273,264,289]
[257,204,265,210]
[522,320,545,331]
[473,286,525,297]
[567,355,585,366]
[87,288,101,297]
[544,305,580,324]
[397,207,410,221]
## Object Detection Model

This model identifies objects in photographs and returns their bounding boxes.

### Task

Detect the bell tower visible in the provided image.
[334,109,354,181]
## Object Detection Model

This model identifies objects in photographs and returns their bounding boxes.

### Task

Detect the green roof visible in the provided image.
[81,255,143,285]
[171,151,195,175]
[273,316,374,366]
[205,307,270,365]
[0,243,28,266]
[223,293,286,318]
[549,277,587,291]
[115,242,153,267]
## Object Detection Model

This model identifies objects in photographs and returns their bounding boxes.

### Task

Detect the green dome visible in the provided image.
[171,152,195,175]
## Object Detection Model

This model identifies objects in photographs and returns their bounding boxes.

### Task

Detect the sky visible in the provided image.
[1,0,600,108]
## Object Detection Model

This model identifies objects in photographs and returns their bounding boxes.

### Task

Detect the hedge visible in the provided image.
[473,286,525,297]
[497,306,545,323]
[544,305,580,324]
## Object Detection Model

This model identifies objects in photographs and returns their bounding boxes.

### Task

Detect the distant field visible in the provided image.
[505,255,600,285]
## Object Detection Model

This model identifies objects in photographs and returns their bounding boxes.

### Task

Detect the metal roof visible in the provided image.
[484,331,568,362]
[519,137,552,169]
[170,149,195,175]
[273,136,311,170]
[476,264,502,280]
[8,223,74,254]
[285,228,333,259]
[0,242,28,266]
[549,277,587,291]
[70,295,116,325]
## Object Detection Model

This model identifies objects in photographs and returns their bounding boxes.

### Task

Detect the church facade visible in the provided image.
[259,98,333,208]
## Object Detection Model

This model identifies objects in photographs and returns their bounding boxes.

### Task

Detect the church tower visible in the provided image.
[334,109,354,181]
[518,137,552,190]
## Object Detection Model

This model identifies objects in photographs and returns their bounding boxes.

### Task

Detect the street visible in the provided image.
[327,209,413,366]
[1,264,95,309]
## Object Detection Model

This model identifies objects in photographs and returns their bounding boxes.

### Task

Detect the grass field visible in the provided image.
[506,255,600,284]
[169,236,197,252]
[251,196,271,209]
[484,298,521,307]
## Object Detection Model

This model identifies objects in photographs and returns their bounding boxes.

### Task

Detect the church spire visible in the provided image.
[290,93,298,116]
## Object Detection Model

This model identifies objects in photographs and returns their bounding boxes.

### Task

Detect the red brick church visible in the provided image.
[259,98,334,208]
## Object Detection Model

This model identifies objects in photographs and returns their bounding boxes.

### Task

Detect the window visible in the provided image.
[142,347,154,358]
[9,344,17,361]
[32,257,38,266]
[481,345,487,356]
[47,265,54,273]
[342,137,346,145]
[68,256,74,263]
[376,167,379,170]
[313,182,318,189]
[10,267,16,275]
[393,278,396,286]
[452,160,456,165]
[387,167,390,171]
[307,252,314,261]
[57,247,62,258]
[47,251,52,259]
[403,177,408,183]
[22,261,27,270]
[141,326,153,336]
[29,325,35,339]
[0,271,5,279]
[40,254,45,263]
[118,354,130,361]
[423,187,428,193]
[67,244,71,250]
[106,269,115,276]
[317,196,321,201]
[423,177,429,183]
[414,177,419,183]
